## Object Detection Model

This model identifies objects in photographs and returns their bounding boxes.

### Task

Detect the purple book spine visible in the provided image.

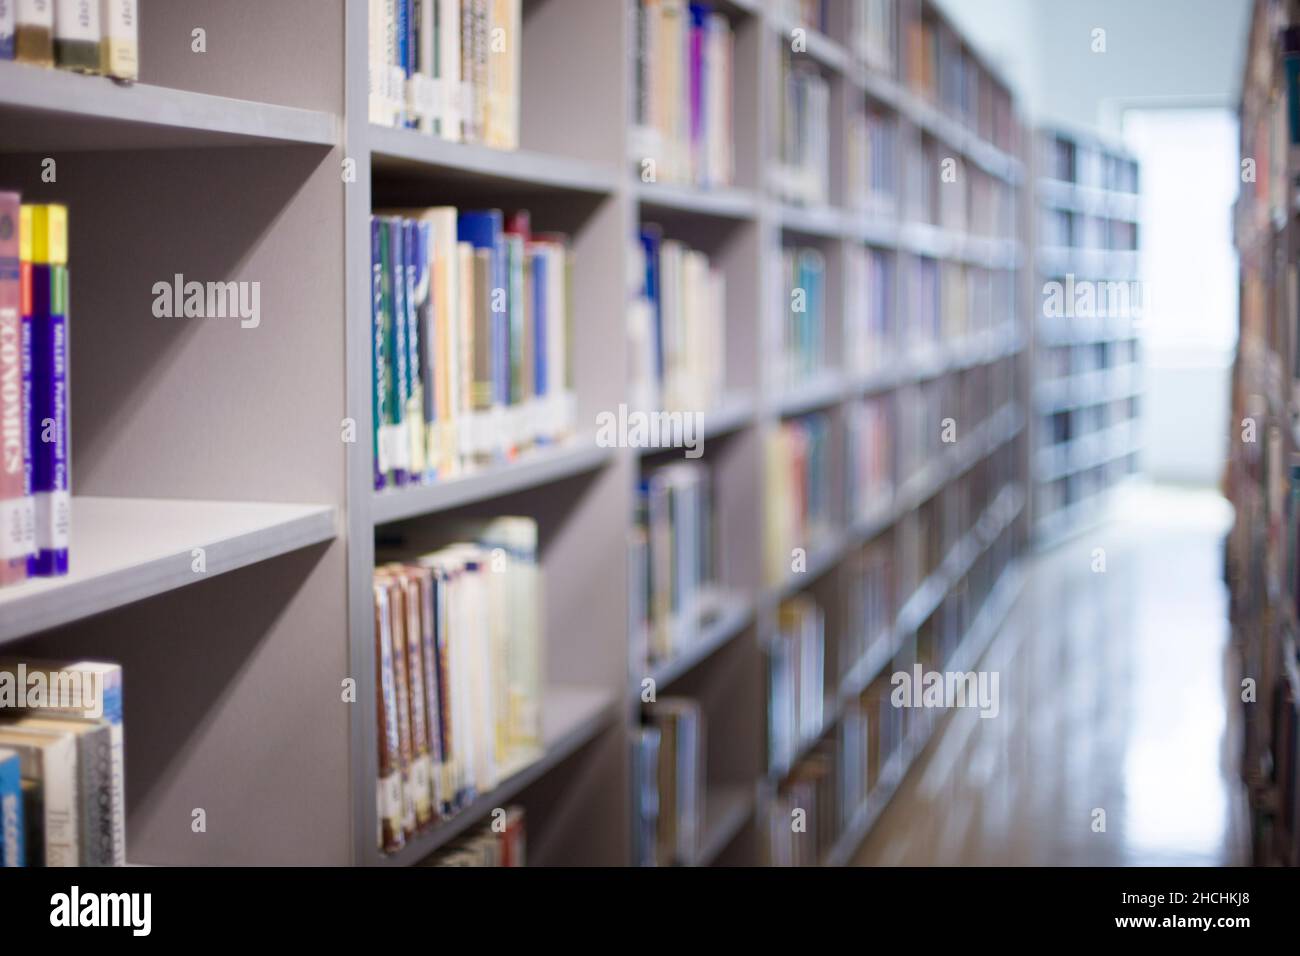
[29,263,68,577]
[690,15,704,180]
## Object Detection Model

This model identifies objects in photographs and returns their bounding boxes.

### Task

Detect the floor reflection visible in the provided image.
[854,484,1250,866]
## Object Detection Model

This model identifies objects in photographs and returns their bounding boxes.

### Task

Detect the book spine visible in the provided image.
[439,0,462,142]
[0,751,21,867]
[403,221,426,480]
[92,664,124,866]
[373,582,404,852]
[74,726,111,865]
[98,0,136,81]
[15,0,53,66]
[0,0,15,59]
[371,218,387,490]
[0,193,26,586]
[27,205,68,578]
[53,0,100,74]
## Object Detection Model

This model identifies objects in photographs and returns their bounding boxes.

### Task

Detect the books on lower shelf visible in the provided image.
[630,0,735,189]
[1,195,70,588]
[373,517,542,854]
[847,105,897,217]
[766,738,834,866]
[840,671,905,829]
[771,245,827,392]
[2,0,138,81]
[417,804,526,865]
[902,255,939,356]
[635,696,705,866]
[773,48,829,206]
[768,594,825,774]
[765,413,832,586]
[0,659,126,867]
[629,460,717,674]
[845,243,894,375]
[369,0,520,148]
[629,226,726,417]
[370,207,576,491]
[845,539,893,671]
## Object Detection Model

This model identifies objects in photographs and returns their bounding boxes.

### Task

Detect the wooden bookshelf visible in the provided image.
[1028,124,1143,547]
[1,0,1031,867]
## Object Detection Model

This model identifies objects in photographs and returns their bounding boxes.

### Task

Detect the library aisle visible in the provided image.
[855,483,1250,866]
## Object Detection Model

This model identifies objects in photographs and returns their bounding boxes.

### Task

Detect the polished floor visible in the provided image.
[855,483,1251,866]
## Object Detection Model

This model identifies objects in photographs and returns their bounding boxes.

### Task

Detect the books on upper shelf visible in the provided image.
[847,395,892,520]
[369,0,520,147]
[2,0,138,81]
[844,539,893,670]
[845,243,893,375]
[370,208,575,491]
[635,696,705,866]
[902,254,940,357]
[418,805,526,865]
[630,461,717,675]
[853,0,896,75]
[905,11,938,101]
[766,738,834,866]
[373,517,542,854]
[847,105,897,217]
[768,593,825,775]
[771,245,826,393]
[629,226,726,417]
[630,0,735,189]
[765,413,831,586]
[1,194,70,588]
[773,48,829,206]
[0,659,126,866]
[778,0,828,34]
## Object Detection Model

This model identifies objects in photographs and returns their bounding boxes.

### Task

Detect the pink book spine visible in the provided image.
[0,191,26,585]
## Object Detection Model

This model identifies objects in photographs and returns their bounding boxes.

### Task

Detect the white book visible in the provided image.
[98,0,137,82]
[20,717,113,866]
[0,727,78,866]
[368,0,387,124]
[54,0,98,43]
[438,0,462,141]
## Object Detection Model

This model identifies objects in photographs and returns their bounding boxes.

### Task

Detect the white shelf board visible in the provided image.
[0,60,336,151]
[369,124,620,193]
[371,440,613,524]
[635,180,761,219]
[377,684,616,865]
[642,590,754,690]
[0,497,336,643]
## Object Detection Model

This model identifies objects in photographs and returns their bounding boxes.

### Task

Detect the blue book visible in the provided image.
[402,220,423,477]
[411,220,435,447]
[458,211,509,413]
[387,218,409,485]
[638,227,664,383]
[29,261,68,577]
[0,748,22,867]
[531,249,547,404]
[396,0,411,127]
[371,217,386,491]
[0,0,14,61]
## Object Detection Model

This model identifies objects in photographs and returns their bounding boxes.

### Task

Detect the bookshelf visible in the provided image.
[1,0,1029,867]
[1226,0,1300,868]
[1029,125,1143,547]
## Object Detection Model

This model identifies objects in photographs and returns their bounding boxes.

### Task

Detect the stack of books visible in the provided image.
[773,49,829,206]
[369,208,575,491]
[766,740,834,866]
[629,461,716,674]
[373,517,542,854]
[846,244,894,375]
[634,697,705,866]
[765,413,832,586]
[417,805,525,865]
[368,0,521,148]
[846,396,893,519]
[768,594,825,774]
[629,227,726,416]
[771,245,827,393]
[1,195,70,588]
[1,0,138,81]
[0,660,126,866]
[630,0,735,188]
[853,0,896,75]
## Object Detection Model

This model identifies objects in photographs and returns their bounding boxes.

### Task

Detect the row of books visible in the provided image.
[766,739,834,866]
[846,395,892,519]
[0,660,125,867]
[633,696,705,866]
[773,49,829,207]
[770,245,827,392]
[845,244,892,375]
[905,14,1016,153]
[1,195,70,588]
[370,208,575,490]
[1,0,137,80]
[847,107,897,216]
[368,0,521,147]
[372,517,542,854]
[765,413,832,587]
[1041,134,1140,194]
[629,228,726,416]
[1039,208,1140,251]
[768,594,826,774]
[629,461,717,673]
[844,540,894,669]
[839,671,905,829]
[417,805,525,866]
[631,1,735,189]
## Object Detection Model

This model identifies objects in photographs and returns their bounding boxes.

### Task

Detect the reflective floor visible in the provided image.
[855,484,1251,866]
